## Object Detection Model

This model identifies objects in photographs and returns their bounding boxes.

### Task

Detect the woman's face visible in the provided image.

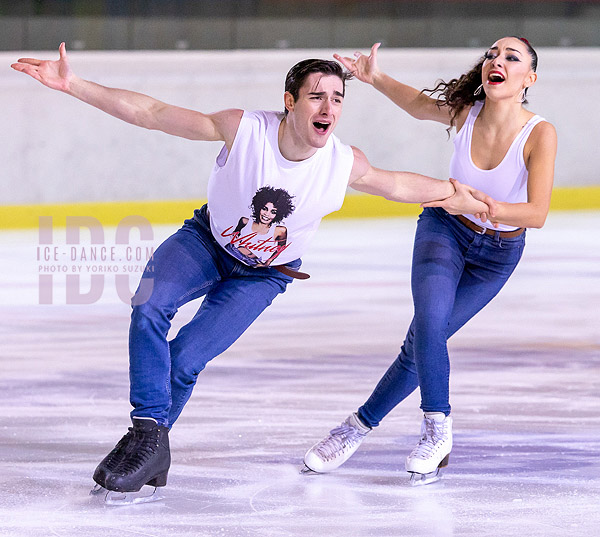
[259,202,278,225]
[481,37,536,101]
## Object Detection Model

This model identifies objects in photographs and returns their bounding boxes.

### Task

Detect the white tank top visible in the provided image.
[449,100,546,232]
[207,110,354,266]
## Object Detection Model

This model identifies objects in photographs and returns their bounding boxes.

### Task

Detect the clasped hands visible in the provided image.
[422,178,499,227]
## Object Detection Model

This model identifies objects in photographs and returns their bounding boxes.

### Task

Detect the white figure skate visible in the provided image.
[302,412,371,473]
[405,413,452,486]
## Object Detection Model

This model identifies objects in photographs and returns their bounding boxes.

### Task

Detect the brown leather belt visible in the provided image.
[456,214,525,238]
[273,265,310,280]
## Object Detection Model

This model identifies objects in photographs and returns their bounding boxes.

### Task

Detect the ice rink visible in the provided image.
[1,212,599,537]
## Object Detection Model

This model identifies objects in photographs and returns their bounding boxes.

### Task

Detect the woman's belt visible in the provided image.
[455,214,525,238]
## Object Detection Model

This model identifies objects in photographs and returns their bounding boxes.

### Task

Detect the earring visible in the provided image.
[518,88,526,102]
[474,84,483,96]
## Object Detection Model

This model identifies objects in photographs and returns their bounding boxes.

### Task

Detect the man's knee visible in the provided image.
[414,306,451,333]
[131,276,156,307]
[171,357,210,392]
[131,295,177,335]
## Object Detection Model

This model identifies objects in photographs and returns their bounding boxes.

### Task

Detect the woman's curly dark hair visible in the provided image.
[250,186,295,224]
[423,37,538,131]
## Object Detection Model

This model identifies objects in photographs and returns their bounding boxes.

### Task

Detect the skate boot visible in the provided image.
[89,418,171,504]
[103,417,170,493]
[405,413,452,486]
[302,412,371,473]
[92,426,136,488]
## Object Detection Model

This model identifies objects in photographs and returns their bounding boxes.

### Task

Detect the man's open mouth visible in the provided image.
[313,121,330,133]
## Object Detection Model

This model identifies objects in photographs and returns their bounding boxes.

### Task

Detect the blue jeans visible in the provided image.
[128,205,298,427]
[358,207,525,426]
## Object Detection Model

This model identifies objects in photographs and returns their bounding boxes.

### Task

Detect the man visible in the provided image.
[12,44,490,496]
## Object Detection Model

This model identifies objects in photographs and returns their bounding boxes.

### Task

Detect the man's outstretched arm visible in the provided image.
[11,42,242,146]
[348,146,495,216]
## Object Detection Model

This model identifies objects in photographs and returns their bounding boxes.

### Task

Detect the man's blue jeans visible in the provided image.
[358,207,526,426]
[128,205,298,427]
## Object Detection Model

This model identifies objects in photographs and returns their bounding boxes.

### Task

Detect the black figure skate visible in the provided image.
[92,426,136,486]
[90,417,170,505]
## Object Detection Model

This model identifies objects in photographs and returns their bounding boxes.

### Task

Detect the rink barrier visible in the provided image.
[1,186,599,229]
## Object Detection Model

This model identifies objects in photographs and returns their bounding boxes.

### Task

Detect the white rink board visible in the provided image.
[2,47,600,205]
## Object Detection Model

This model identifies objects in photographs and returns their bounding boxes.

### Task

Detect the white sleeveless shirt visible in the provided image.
[449,100,546,232]
[207,110,354,266]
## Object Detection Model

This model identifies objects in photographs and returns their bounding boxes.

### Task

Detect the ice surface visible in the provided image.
[1,213,599,537]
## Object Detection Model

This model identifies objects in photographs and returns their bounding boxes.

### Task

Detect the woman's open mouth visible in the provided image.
[487,71,505,85]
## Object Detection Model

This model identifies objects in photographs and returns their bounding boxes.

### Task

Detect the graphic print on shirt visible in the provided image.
[222,186,296,268]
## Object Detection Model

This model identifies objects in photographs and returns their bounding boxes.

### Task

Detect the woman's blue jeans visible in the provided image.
[358,207,526,426]
[128,205,297,427]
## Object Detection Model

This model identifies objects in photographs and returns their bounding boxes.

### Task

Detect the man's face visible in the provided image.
[284,72,344,150]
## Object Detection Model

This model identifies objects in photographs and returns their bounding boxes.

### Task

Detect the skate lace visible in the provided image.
[314,421,367,461]
[410,419,448,460]
[117,429,160,475]
[104,428,135,471]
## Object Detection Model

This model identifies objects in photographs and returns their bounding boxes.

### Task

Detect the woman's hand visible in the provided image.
[421,178,498,218]
[11,42,73,92]
[334,43,381,85]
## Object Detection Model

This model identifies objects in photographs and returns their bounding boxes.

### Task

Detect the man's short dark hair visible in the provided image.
[284,59,353,115]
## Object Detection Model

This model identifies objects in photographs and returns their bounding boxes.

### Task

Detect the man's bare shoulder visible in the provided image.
[209,108,244,146]
[348,146,370,184]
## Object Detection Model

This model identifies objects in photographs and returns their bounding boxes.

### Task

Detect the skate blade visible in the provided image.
[90,483,106,496]
[299,464,318,475]
[407,453,449,487]
[408,468,443,487]
[90,484,163,505]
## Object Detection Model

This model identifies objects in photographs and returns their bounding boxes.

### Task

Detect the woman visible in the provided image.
[225,185,295,268]
[303,37,557,485]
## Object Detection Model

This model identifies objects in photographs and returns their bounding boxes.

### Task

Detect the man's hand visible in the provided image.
[421,178,498,219]
[11,42,72,92]
[334,43,381,85]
